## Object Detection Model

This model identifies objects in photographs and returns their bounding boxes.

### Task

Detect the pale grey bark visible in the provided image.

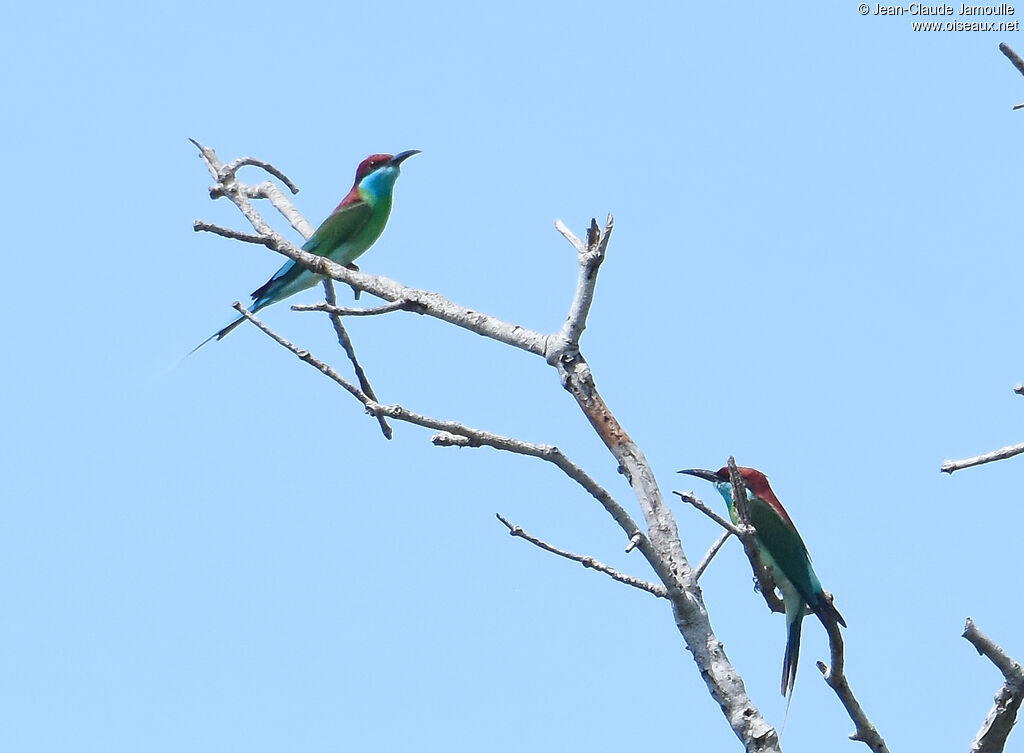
[941,441,1024,474]
[940,383,1024,473]
[965,618,1024,753]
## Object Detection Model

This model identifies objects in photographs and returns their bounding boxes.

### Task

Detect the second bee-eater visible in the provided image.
[678,465,846,697]
[192,149,420,353]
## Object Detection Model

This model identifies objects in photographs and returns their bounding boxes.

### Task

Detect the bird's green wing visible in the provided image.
[302,200,373,258]
[748,496,820,606]
[248,201,373,307]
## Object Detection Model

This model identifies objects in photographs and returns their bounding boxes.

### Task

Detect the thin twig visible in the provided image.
[694,531,732,580]
[323,280,392,439]
[942,383,1024,472]
[941,442,1024,474]
[554,220,586,253]
[672,490,743,536]
[293,300,417,317]
[233,304,366,402]
[495,514,666,598]
[966,618,1024,680]
[222,156,301,194]
[1001,42,1024,76]
[429,432,643,551]
[255,181,313,238]
[193,141,312,264]
[964,617,1024,753]
[207,181,312,235]
[190,138,223,181]
[193,221,272,246]
[554,216,614,351]
[193,140,312,240]
[625,533,642,554]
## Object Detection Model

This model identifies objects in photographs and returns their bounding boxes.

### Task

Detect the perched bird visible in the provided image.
[678,465,846,697]
[192,150,420,352]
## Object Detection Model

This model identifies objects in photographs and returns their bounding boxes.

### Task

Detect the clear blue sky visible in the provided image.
[3,2,1022,751]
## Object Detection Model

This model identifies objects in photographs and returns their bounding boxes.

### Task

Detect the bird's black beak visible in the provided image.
[391,150,421,166]
[677,468,720,483]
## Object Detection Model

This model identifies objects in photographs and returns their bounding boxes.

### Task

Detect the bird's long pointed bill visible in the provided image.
[390,149,420,166]
[677,468,719,483]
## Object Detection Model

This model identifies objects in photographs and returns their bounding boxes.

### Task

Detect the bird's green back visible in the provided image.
[746,495,825,608]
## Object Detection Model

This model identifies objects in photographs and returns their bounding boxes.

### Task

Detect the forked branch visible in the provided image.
[495,513,667,597]
[965,618,1024,753]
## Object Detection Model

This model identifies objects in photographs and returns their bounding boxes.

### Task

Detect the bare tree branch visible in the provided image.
[194,221,272,246]
[292,300,416,317]
[694,531,732,580]
[964,617,1024,753]
[232,304,367,401]
[806,614,888,749]
[941,384,1024,473]
[545,228,779,750]
[554,217,612,349]
[495,513,667,597]
[625,532,642,554]
[554,220,586,253]
[194,141,313,256]
[815,617,889,753]
[221,155,302,194]
[322,280,392,439]
[999,43,1024,109]
[425,432,644,552]
[941,442,1024,474]
[193,141,314,251]
[673,490,744,536]
[193,139,317,241]
[250,181,313,238]
[1001,41,1024,76]
[207,179,312,233]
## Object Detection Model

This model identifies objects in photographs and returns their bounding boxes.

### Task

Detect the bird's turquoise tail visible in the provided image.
[781,614,802,697]
[187,312,246,356]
